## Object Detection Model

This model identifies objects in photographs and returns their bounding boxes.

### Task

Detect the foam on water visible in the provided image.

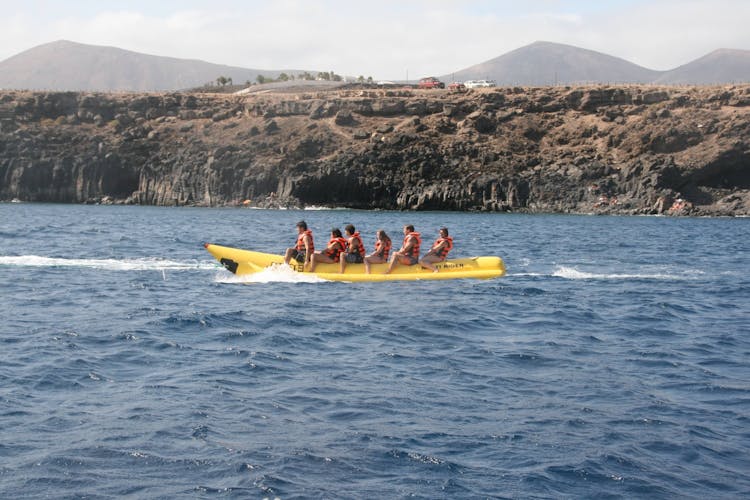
[214,262,329,284]
[0,255,217,271]
[303,205,348,210]
[551,265,699,281]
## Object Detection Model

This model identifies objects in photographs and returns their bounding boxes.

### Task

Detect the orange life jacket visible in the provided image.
[375,238,392,260]
[296,230,314,253]
[324,237,347,262]
[433,236,453,259]
[402,232,421,258]
[346,232,365,257]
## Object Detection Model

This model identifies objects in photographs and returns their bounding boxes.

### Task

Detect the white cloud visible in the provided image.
[1,0,749,78]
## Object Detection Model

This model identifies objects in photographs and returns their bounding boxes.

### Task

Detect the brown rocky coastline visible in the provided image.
[1,84,749,216]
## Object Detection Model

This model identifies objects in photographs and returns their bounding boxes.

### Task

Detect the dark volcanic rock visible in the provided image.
[1,85,749,215]
[334,109,355,126]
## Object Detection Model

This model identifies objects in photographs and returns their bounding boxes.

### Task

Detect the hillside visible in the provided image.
[0,40,296,92]
[1,85,749,215]
[445,41,662,86]
[655,49,750,85]
[445,41,750,86]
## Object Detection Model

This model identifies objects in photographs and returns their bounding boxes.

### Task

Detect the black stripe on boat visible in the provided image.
[220,258,238,274]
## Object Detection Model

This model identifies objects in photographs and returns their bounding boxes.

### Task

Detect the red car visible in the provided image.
[418,77,445,89]
[448,82,466,92]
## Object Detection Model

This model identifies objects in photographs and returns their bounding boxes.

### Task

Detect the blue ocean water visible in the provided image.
[0,204,748,499]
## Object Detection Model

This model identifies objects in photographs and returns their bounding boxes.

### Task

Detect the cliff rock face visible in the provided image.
[1,85,749,215]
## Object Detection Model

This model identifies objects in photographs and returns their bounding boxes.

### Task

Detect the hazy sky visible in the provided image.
[2,0,748,79]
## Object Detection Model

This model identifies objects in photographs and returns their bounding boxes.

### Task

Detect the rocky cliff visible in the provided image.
[1,85,749,215]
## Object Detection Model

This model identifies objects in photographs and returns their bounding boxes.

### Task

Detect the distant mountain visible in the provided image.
[2,40,749,92]
[0,40,299,92]
[443,41,750,86]
[655,48,750,85]
[443,41,662,86]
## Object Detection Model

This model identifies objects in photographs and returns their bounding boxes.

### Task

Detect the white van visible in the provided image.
[464,80,497,88]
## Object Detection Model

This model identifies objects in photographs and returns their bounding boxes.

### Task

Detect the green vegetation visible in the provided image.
[213,71,376,87]
[316,71,342,82]
[215,76,233,87]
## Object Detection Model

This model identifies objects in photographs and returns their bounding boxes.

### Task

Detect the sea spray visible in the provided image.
[214,263,329,284]
[0,255,217,271]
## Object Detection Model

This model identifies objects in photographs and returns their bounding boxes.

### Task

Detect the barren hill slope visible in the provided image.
[656,48,750,85]
[0,40,289,92]
[443,41,662,85]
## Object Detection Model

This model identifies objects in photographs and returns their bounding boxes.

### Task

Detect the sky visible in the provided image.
[1,0,749,79]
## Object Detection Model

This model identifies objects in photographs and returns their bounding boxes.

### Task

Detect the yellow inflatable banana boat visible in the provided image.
[204,243,505,282]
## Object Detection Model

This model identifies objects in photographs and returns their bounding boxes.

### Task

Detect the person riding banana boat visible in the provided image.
[364,229,392,274]
[309,228,347,272]
[284,220,314,269]
[419,227,454,272]
[384,224,421,274]
[339,224,366,274]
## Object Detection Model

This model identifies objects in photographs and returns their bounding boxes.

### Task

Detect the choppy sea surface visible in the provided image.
[0,204,748,499]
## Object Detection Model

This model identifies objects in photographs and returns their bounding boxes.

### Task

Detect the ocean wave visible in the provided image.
[0,255,217,271]
[3,206,748,499]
